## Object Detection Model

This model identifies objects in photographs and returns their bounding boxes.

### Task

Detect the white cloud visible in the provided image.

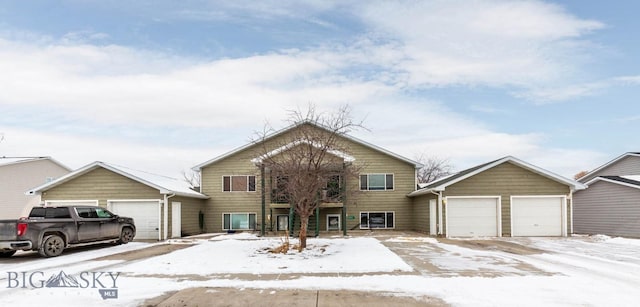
[0,127,216,178]
[517,75,640,103]
[516,82,608,103]
[0,1,611,178]
[356,0,604,88]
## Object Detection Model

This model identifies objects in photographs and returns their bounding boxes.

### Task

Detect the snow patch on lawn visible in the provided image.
[119,236,413,275]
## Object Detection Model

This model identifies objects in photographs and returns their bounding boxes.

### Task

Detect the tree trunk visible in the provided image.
[298,215,308,252]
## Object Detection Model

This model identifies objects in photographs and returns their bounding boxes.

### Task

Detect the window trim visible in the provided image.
[359,173,395,191]
[222,212,257,230]
[222,175,257,192]
[359,211,395,229]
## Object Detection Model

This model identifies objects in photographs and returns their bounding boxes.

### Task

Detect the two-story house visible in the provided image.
[193,121,422,235]
[574,152,640,237]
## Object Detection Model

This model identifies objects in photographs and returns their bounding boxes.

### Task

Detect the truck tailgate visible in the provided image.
[0,221,17,241]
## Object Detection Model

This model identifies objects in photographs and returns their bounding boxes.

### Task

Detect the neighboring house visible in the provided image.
[193,121,422,235]
[27,161,209,240]
[577,152,640,183]
[573,152,640,238]
[408,156,586,237]
[0,157,70,219]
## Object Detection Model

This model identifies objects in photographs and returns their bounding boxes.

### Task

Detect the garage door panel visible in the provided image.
[110,201,159,240]
[512,197,563,237]
[447,198,499,237]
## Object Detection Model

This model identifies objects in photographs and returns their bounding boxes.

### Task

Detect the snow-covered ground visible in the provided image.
[0,233,639,306]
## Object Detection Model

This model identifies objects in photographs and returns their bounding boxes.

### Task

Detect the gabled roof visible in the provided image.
[193,121,422,170]
[584,175,640,190]
[0,156,71,171]
[408,156,586,197]
[250,140,356,164]
[27,161,208,199]
[578,152,640,183]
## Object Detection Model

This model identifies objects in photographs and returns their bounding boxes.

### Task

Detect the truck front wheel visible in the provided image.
[0,250,16,257]
[39,235,65,257]
[118,227,134,244]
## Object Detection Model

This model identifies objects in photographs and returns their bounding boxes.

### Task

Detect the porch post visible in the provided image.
[342,162,347,236]
[289,205,294,237]
[315,206,320,237]
[260,164,266,236]
[269,207,273,232]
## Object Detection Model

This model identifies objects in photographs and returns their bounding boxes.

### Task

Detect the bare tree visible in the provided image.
[253,104,364,251]
[574,170,589,180]
[415,154,454,184]
[182,169,201,191]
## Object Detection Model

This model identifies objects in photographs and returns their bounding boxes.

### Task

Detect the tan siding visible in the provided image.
[42,168,161,206]
[411,194,436,233]
[169,196,206,236]
[200,125,418,232]
[443,162,571,236]
[346,139,416,230]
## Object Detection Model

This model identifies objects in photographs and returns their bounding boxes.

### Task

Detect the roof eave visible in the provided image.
[578,152,640,183]
[193,121,422,170]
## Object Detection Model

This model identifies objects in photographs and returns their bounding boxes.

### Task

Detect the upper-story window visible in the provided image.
[360,174,394,191]
[223,175,256,192]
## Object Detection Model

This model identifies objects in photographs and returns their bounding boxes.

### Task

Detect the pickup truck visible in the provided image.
[0,206,136,258]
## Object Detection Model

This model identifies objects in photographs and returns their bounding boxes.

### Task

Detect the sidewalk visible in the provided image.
[143,287,446,306]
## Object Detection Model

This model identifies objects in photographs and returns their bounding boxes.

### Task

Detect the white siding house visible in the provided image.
[0,157,71,219]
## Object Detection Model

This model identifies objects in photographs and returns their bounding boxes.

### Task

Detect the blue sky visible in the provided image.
[1,0,639,178]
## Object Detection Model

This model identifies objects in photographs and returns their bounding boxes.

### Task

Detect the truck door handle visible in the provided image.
[78,221,85,225]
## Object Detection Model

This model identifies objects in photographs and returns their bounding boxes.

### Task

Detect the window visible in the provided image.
[223,213,257,230]
[360,174,394,191]
[29,207,72,219]
[325,175,341,200]
[76,207,113,219]
[95,208,114,218]
[360,212,394,229]
[223,175,256,192]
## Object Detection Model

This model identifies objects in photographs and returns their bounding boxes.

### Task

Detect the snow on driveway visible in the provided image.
[0,233,639,307]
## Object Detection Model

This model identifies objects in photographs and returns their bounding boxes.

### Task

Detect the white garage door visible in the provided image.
[109,200,160,240]
[446,197,500,237]
[511,196,564,237]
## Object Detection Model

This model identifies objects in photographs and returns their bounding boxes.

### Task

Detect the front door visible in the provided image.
[172,202,182,238]
[327,214,340,231]
[276,215,289,232]
[429,199,437,235]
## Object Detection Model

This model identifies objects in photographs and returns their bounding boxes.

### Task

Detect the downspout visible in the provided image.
[261,164,266,236]
[569,188,574,236]
[163,193,176,240]
[342,162,348,236]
